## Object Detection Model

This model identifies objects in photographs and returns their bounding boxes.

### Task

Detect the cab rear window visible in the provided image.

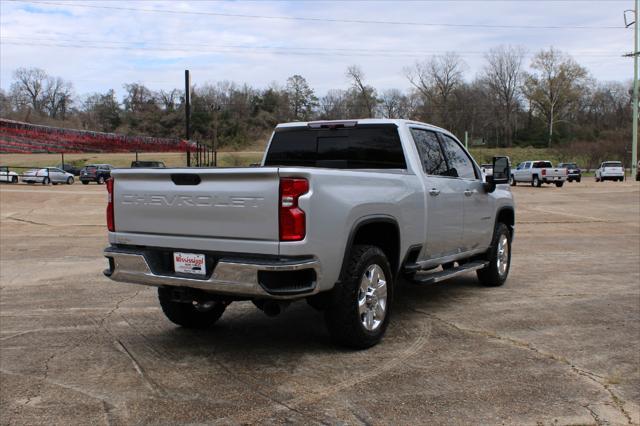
[264,124,406,169]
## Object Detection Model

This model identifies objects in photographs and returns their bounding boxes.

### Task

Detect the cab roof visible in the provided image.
[276,119,451,135]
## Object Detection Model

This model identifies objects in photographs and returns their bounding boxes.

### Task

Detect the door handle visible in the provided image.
[429,188,440,196]
[464,189,476,197]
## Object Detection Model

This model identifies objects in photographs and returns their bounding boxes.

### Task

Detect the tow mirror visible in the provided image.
[485,156,510,192]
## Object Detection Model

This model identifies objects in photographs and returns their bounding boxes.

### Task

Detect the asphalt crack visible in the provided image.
[5,215,101,227]
[7,290,142,422]
[114,338,166,397]
[410,308,634,425]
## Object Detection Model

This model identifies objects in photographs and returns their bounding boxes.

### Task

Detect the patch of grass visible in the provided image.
[469,147,566,166]
[0,151,263,169]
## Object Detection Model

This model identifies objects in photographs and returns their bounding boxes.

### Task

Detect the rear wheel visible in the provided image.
[11,176,18,184]
[158,287,226,328]
[532,175,541,187]
[509,175,516,186]
[42,177,50,185]
[324,245,393,349]
[555,181,564,188]
[98,176,105,185]
[477,223,511,287]
[81,181,89,185]
[66,177,74,185]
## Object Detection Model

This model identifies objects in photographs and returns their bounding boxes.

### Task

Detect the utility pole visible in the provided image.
[625,1,639,180]
[185,70,191,167]
[634,0,639,180]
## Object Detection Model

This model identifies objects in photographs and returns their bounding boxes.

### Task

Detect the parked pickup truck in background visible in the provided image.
[510,160,567,187]
[557,162,581,183]
[103,119,515,348]
[595,161,625,182]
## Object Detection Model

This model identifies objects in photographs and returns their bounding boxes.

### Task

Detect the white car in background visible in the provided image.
[595,161,625,182]
[22,167,75,185]
[0,166,19,184]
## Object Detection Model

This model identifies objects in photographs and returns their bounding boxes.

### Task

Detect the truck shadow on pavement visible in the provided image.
[143,274,485,356]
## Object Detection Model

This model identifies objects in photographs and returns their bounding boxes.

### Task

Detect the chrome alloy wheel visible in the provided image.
[497,234,509,277]
[358,264,387,331]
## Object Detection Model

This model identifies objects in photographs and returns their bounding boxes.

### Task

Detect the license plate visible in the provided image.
[173,252,206,275]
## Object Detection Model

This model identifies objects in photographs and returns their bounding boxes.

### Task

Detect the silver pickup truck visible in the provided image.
[510,160,567,187]
[103,119,515,348]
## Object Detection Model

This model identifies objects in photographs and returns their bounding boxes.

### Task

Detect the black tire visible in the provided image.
[11,176,18,184]
[42,177,50,185]
[97,176,105,185]
[509,175,516,186]
[577,177,581,183]
[81,181,89,185]
[532,175,541,187]
[66,177,74,185]
[555,181,564,188]
[477,222,512,287]
[158,287,226,328]
[324,245,393,349]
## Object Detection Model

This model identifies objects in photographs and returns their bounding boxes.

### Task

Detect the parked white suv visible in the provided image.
[595,161,624,182]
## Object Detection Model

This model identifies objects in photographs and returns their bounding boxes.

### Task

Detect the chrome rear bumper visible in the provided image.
[104,247,321,299]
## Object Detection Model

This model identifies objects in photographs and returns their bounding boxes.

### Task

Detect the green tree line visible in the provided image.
[0,46,633,155]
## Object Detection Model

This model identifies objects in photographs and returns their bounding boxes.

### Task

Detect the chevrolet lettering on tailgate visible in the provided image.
[121,194,265,208]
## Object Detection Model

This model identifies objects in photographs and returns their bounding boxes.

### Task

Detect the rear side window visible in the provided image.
[410,128,448,176]
[264,125,406,169]
[439,135,477,179]
[533,161,553,168]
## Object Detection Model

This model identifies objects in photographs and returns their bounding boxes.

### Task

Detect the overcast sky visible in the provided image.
[0,0,635,98]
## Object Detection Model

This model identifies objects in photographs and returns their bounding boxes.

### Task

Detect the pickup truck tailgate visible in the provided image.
[111,168,280,242]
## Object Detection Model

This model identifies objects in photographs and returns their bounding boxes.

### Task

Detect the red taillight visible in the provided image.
[106,178,115,232]
[541,169,546,176]
[279,178,308,241]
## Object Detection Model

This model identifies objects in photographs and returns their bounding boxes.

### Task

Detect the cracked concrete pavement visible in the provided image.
[0,180,638,425]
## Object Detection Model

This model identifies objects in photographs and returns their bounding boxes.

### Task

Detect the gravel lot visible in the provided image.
[1,180,638,425]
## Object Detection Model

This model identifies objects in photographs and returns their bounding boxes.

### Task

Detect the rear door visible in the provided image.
[50,168,65,183]
[438,134,493,251]
[410,127,463,258]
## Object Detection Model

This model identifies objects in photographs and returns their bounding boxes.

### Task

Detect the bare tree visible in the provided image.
[482,45,526,146]
[10,67,49,114]
[346,65,378,117]
[158,89,181,111]
[319,89,348,119]
[44,76,74,119]
[523,48,588,146]
[406,52,466,129]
